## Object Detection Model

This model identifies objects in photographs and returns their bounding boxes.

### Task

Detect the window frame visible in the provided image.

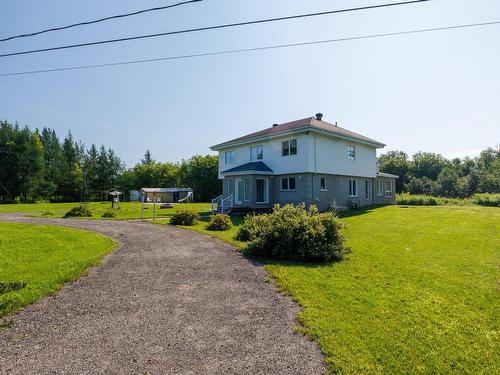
[250,145,263,161]
[376,180,384,196]
[347,145,356,160]
[224,150,236,164]
[349,179,358,197]
[281,139,297,157]
[385,180,393,197]
[280,177,296,191]
[243,178,249,201]
[256,178,269,203]
[320,177,327,191]
[365,180,370,200]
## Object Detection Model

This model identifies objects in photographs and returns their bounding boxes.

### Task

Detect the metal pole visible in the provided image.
[141,191,144,220]
[153,192,156,221]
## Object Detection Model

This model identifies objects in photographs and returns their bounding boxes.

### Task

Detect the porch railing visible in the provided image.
[221,194,233,214]
[211,195,222,213]
[211,194,234,214]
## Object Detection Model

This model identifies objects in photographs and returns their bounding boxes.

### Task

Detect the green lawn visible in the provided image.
[0,201,212,220]
[0,223,116,319]
[266,206,499,374]
[162,205,499,374]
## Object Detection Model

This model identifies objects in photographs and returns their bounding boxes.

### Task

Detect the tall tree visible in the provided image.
[378,151,411,193]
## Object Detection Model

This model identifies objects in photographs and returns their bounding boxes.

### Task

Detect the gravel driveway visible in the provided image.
[0,214,324,374]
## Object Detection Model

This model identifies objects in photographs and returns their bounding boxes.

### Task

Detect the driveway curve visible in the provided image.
[0,214,324,374]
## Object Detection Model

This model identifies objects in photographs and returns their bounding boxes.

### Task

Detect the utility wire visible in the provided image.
[1,21,497,78]
[0,0,202,43]
[0,0,430,58]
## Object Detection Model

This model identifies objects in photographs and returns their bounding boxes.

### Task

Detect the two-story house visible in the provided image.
[210,113,397,211]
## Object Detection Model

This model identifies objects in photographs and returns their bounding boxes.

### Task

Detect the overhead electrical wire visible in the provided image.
[0,0,202,42]
[0,0,430,58]
[1,21,497,78]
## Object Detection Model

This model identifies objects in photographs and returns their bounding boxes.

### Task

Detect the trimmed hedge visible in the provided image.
[64,205,92,218]
[170,209,200,226]
[237,204,349,262]
[206,213,232,231]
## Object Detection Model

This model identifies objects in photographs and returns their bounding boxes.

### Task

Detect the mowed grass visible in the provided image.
[0,223,116,318]
[266,205,499,374]
[0,201,211,220]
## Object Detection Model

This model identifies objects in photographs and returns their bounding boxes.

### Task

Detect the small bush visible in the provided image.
[41,211,55,216]
[64,205,93,218]
[238,204,349,262]
[101,210,117,218]
[472,193,500,207]
[170,209,200,226]
[206,213,232,231]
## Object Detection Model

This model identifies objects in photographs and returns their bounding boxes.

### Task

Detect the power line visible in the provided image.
[0,0,202,43]
[0,0,430,58]
[1,21,497,78]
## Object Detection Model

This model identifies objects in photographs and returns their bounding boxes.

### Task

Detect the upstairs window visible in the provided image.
[224,151,236,164]
[250,145,263,161]
[281,177,296,191]
[320,177,327,191]
[282,139,297,156]
[349,179,358,197]
[347,145,356,160]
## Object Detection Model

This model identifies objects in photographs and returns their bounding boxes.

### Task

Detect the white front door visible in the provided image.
[234,178,243,205]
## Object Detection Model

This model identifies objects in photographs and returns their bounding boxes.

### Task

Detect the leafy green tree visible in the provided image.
[378,150,411,192]
[412,152,450,180]
[179,155,221,202]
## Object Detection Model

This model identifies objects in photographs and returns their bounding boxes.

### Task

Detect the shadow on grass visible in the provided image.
[338,204,389,218]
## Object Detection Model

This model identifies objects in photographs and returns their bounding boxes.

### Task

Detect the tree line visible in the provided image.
[378,147,500,197]
[0,121,221,203]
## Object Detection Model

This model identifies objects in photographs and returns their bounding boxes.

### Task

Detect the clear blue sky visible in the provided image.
[1,0,499,166]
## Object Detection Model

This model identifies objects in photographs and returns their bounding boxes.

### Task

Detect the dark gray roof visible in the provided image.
[211,116,385,150]
[221,161,273,174]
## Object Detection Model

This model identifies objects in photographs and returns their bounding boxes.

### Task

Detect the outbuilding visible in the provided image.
[140,188,193,203]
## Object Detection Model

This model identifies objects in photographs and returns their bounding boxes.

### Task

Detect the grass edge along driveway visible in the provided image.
[0,222,117,320]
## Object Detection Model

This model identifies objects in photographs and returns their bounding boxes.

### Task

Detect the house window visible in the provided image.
[320,177,327,191]
[385,180,393,197]
[349,179,358,197]
[376,180,384,196]
[365,180,369,200]
[256,178,268,203]
[282,139,297,156]
[347,145,356,160]
[224,151,236,164]
[250,145,263,161]
[243,178,249,201]
[281,177,296,191]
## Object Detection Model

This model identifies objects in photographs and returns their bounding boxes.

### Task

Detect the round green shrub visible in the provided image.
[64,205,92,218]
[101,210,117,218]
[238,204,350,262]
[206,213,232,231]
[170,209,200,226]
